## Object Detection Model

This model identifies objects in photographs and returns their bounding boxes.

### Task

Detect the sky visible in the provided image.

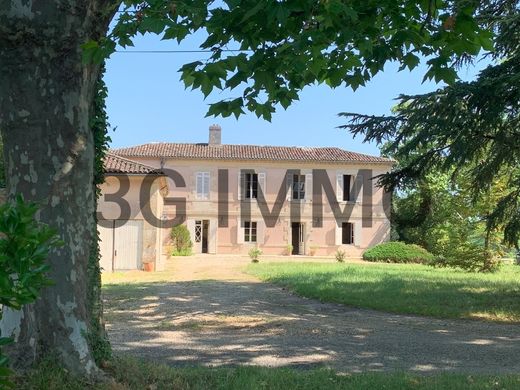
[104,32,486,157]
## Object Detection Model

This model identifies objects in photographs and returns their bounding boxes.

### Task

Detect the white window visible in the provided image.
[244,221,257,242]
[196,172,210,200]
[292,174,305,200]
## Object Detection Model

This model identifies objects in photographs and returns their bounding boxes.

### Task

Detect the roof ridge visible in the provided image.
[111,142,393,164]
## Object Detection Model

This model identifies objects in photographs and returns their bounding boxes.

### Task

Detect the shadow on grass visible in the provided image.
[102,277,520,374]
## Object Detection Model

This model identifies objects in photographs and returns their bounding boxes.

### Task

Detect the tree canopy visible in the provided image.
[341,0,519,249]
[87,0,494,120]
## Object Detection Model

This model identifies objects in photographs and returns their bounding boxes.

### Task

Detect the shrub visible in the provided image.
[285,244,293,256]
[170,224,192,256]
[335,249,346,262]
[249,247,262,263]
[431,247,501,273]
[171,248,193,257]
[363,242,434,264]
[0,196,62,387]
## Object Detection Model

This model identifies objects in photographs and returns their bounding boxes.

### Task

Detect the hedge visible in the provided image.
[363,242,434,264]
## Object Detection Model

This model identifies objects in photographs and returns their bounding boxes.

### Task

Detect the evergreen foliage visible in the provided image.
[341,1,520,253]
[363,242,434,264]
[170,224,193,256]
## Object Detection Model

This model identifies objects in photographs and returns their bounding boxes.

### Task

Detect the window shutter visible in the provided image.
[208,219,218,253]
[335,222,342,245]
[354,174,363,203]
[186,220,195,243]
[336,173,343,202]
[257,220,265,245]
[305,173,312,202]
[354,221,362,246]
[236,219,244,244]
[237,171,243,200]
[204,172,210,200]
[258,172,266,199]
[196,173,203,200]
[286,173,293,201]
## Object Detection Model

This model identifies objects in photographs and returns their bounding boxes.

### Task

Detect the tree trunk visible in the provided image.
[0,1,116,377]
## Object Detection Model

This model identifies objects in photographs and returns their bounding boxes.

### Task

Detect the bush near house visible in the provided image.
[335,249,346,263]
[249,247,262,263]
[363,242,434,264]
[170,224,193,256]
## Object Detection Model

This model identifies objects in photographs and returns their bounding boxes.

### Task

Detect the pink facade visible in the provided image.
[102,127,394,261]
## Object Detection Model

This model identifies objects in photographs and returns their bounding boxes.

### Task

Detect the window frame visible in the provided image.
[244,221,257,243]
[292,174,306,200]
[196,171,210,200]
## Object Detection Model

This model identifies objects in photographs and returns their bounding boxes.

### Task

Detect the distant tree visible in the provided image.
[341,0,520,253]
[393,166,509,271]
[0,0,496,378]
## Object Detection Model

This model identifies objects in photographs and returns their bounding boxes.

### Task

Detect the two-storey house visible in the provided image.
[98,125,393,271]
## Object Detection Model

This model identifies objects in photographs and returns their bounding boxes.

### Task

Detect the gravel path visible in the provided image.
[104,256,520,374]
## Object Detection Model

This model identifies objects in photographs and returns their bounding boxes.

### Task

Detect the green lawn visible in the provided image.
[16,356,520,390]
[247,262,520,322]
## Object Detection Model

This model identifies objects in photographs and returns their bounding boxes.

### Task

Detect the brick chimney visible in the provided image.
[208,124,222,146]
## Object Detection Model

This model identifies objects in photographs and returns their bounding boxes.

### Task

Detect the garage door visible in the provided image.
[98,222,114,272]
[98,220,143,271]
[114,220,143,270]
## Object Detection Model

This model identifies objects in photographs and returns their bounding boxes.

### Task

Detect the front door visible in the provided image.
[194,220,210,254]
[291,222,304,255]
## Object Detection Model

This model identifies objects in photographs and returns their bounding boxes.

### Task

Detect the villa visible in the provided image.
[97,125,393,271]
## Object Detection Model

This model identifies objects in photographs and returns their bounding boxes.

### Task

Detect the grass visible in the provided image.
[247,262,520,323]
[15,356,520,390]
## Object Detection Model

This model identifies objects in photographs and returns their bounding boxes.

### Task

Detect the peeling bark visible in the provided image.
[0,0,118,377]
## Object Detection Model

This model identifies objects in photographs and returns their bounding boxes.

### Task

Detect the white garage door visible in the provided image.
[98,222,114,272]
[98,220,143,271]
[114,220,143,270]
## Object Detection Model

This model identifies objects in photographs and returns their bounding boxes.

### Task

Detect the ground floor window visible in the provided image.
[244,221,257,242]
[342,222,354,244]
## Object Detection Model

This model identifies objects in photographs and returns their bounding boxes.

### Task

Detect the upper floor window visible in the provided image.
[244,221,257,242]
[292,174,305,200]
[196,172,210,200]
[343,174,352,201]
[245,173,258,199]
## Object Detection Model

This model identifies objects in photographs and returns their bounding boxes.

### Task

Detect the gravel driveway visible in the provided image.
[104,255,520,374]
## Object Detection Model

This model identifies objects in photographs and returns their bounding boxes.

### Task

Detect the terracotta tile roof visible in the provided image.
[104,153,163,175]
[112,143,393,164]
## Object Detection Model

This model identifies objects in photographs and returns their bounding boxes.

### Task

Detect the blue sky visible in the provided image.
[104,32,485,156]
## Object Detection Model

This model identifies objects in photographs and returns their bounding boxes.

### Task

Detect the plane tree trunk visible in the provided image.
[0,0,117,377]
